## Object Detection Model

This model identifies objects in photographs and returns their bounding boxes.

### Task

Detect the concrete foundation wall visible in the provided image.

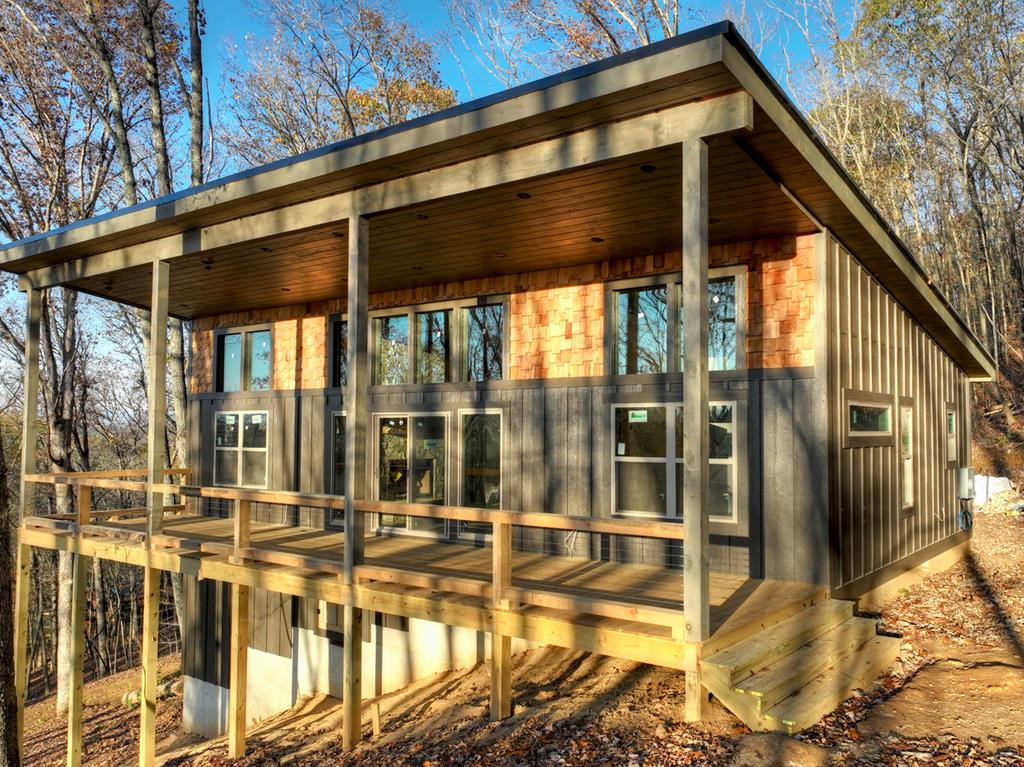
[183,619,533,737]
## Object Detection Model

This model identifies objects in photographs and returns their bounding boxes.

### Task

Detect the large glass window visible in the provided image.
[216,329,272,392]
[901,405,914,510]
[331,319,348,388]
[415,310,450,384]
[376,414,447,534]
[374,315,410,385]
[465,305,504,381]
[613,271,743,376]
[214,411,269,487]
[328,413,347,526]
[460,412,501,537]
[613,402,737,521]
[616,287,669,374]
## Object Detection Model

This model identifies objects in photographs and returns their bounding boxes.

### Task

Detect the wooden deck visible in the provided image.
[22,513,826,659]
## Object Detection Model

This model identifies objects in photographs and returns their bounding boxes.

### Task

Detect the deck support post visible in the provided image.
[342,208,369,750]
[228,582,250,759]
[140,260,169,767]
[681,138,711,722]
[490,522,512,721]
[66,548,91,767]
[15,287,41,765]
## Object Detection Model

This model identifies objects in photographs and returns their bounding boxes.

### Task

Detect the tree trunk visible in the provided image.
[55,548,72,714]
[91,558,110,676]
[0,425,19,767]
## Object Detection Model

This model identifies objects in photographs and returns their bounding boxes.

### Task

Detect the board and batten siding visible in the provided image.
[827,236,971,596]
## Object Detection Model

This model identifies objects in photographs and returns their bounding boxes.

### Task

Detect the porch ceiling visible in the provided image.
[65,136,815,318]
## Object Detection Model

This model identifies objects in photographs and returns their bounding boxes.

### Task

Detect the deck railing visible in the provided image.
[23,472,687,632]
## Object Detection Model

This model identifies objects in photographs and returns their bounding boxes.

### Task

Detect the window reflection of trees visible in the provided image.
[617,287,668,374]
[465,305,503,381]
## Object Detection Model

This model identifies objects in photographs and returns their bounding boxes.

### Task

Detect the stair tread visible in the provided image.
[765,635,901,730]
[735,616,878,704]
[705,600,853,682]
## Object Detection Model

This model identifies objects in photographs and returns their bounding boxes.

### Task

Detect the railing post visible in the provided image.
[140,260,169,767]
[228,581,250,759]
[490,522,513,720]
[681,138,711,722]
[15,287,41,764]
[342,206,369,750]
[66,546,91,767]
[233,499,251,563]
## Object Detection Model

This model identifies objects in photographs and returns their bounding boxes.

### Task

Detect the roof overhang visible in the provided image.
[0,21,995,380]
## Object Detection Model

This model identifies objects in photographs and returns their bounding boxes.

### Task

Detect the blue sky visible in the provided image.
[199,1,834,111]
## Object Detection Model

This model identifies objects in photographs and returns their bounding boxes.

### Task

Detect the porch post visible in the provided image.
[14,287,41,764]
[681,138,710,721]
[342,209,369,750]
[140,260,169,767]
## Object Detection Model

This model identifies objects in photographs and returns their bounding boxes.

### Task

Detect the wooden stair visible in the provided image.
[702,599,900,734]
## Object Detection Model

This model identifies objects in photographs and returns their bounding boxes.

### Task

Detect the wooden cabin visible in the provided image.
[1,21,993,766]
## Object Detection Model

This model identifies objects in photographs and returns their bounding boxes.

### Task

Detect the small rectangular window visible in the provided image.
[849,403,891,435]
[901,404,914,509]
[614,406,668,516]
[214,411,269,488]
[615,287,669,374]
[415,310,450,383]
[331,319,348,388]
[374,315,409,384]
[946,408,957,462]
[464,305,504,381]
[216,329,272,392]
[675,404,737,520]
[376,414,448,534]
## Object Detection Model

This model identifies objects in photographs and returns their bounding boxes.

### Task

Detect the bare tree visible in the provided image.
[222,0,456,166]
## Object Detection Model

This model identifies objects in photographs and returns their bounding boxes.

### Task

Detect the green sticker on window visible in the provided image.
[628,409,648,423]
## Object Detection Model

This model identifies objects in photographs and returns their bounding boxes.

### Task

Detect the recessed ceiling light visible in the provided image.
[331,230,345,238]
[640,164,657,173]
[709,217,722,224]
[201,258,213,270]
[280,287,291,292]
[516,191,532,200]
[416,213,429,220]
[495,252,506,259]
[591,236,604,243]
[413,266,423,272]
[260,247,273,253]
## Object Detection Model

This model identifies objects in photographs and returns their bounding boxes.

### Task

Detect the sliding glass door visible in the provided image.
[376,414,448,534]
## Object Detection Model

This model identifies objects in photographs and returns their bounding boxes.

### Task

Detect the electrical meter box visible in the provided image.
[957,467,975,501]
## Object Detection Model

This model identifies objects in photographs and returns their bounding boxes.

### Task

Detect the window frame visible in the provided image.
[604,266,747,378]
[368,296,510,386]
[842,389,896,448]
[213,324,274,393]
[371,410,451,538]
[213,409,270,489]
[327,314,348,389]
[327,409,347,528]
[609,399,741,528]
[945,403,958,466]
[456,407,504,542]
[898,397,915,513]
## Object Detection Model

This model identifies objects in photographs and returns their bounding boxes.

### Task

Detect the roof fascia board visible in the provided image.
[719,40,995,380]
[21,91,754,291]
[1,33,726,267]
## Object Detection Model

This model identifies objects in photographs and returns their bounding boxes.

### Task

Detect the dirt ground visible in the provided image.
[23,499,1024,766]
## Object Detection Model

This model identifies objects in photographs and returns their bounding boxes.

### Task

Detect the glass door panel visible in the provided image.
[460,413,500,538]
[410,415,447,533]
[378,416,409,528]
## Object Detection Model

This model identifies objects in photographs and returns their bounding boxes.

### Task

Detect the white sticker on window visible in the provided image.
[628,409,648,423]
[225,415,236,424]
[617,442,626,455]
[251,414,263,424]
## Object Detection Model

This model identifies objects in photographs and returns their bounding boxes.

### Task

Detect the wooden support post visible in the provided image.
[66,550,91,767]
[15,287,41,764]
[146,260,169,539]
[681,138,711,722]
[490,522,512,721]
[13,540,30,767]
[228,582,250,759]
[233,499,251,563]
[342,209,369,750]
[139,566,160,767]
[341,605,363,750]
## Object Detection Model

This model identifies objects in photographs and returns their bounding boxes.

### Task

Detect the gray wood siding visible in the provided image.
[828,239,970,595]
[183,369,824,685]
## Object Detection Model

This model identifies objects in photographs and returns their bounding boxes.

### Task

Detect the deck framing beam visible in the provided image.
[681,137,711,721]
